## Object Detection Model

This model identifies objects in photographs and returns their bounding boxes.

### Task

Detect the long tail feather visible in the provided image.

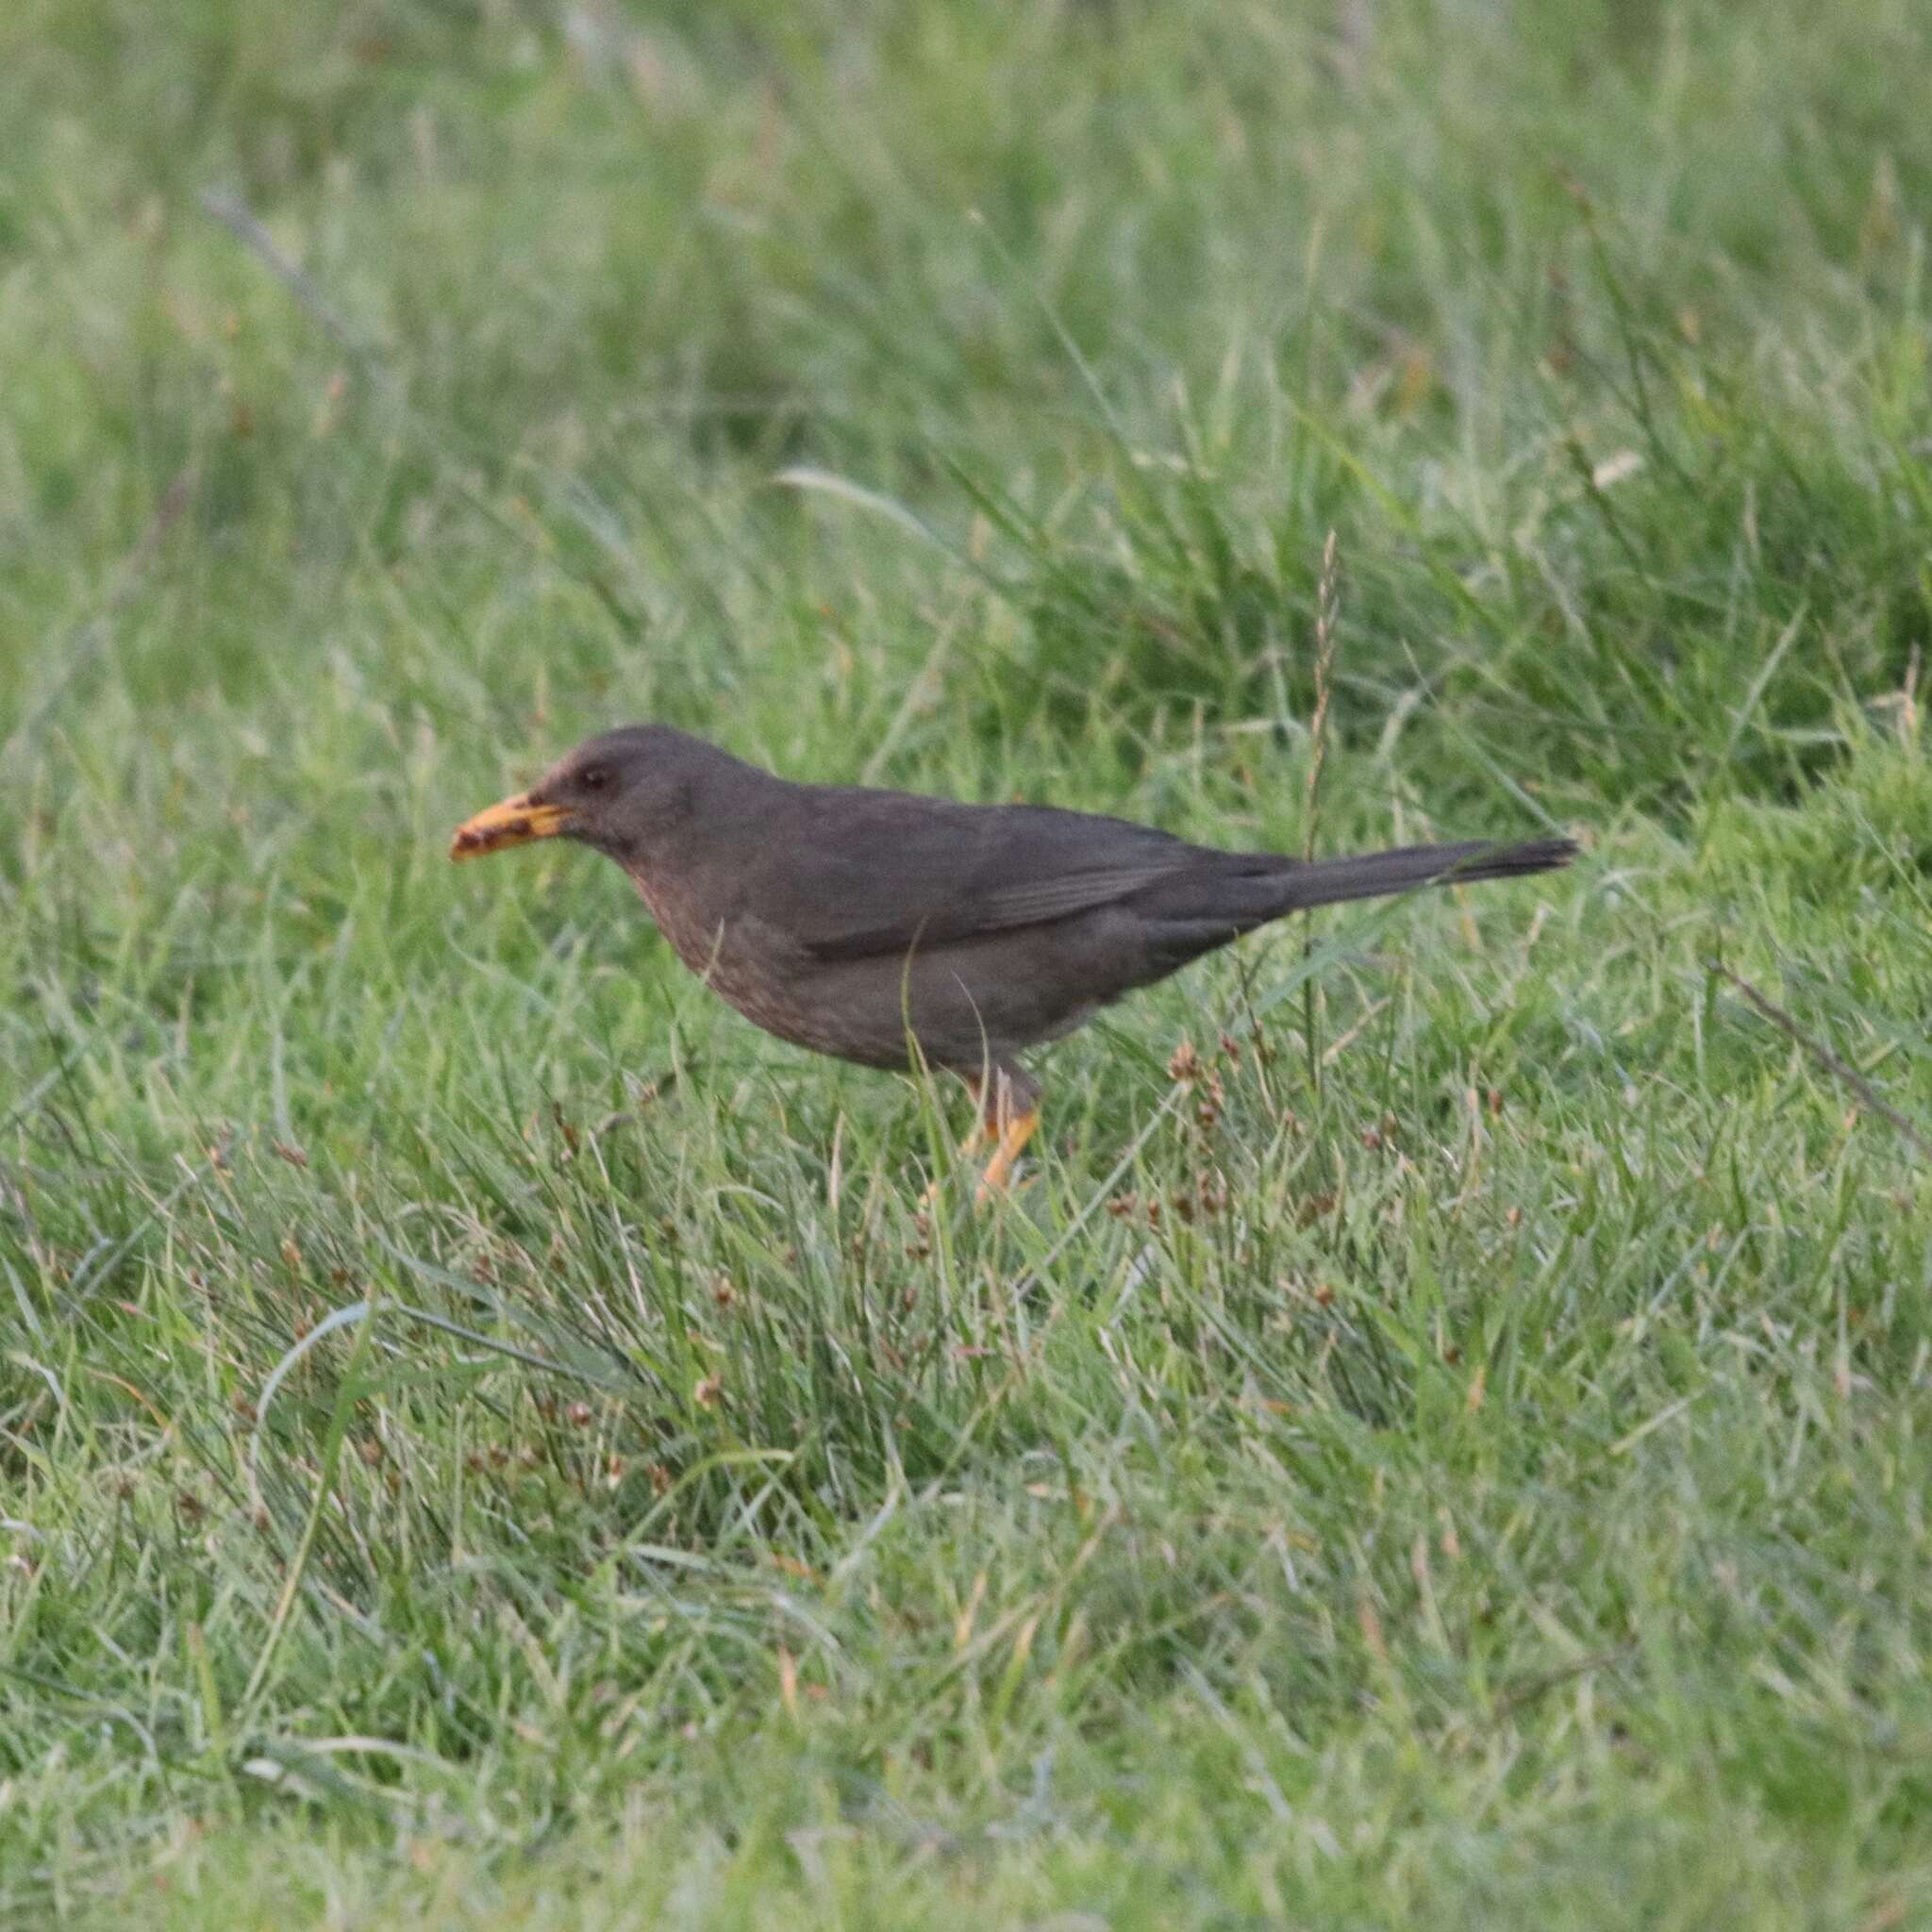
[1277,836,1576,912]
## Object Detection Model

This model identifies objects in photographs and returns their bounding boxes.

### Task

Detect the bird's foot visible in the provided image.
[918,1111,1039,1206]
[974,1108,1041,1203]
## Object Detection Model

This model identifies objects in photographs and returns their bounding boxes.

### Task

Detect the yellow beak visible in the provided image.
[449,791,575,861]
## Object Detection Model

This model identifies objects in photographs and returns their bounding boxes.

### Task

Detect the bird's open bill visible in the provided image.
[448,792,575,861]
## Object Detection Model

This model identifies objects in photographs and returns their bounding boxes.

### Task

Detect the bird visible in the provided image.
[451,725,1575,1196]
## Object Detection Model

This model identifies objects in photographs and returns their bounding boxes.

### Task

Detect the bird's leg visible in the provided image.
[921,1064,1039,1204]
[975,1108,1040,1200]
[974,1065,1041,1201]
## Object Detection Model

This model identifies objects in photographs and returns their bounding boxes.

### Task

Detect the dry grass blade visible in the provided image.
[1710,961,1929,1162]
[1302,528,1341,1094]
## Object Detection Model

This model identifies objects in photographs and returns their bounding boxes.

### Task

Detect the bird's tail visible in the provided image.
[1276,836,1577,912]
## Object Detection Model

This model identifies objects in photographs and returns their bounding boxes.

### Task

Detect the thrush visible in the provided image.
[452,726,1574,1194]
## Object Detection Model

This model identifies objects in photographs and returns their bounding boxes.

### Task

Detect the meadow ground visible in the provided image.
[5,1,1932,1924]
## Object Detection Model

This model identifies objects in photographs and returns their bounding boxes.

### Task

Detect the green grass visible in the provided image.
[5,0,1932,1924]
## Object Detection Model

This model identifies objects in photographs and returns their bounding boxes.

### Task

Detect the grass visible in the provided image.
[4,0,1932,1923]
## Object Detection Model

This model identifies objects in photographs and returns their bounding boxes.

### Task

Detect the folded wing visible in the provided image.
[736,789,1195,962]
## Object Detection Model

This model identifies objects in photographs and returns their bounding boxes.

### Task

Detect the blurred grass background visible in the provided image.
[4,0,1931,1924]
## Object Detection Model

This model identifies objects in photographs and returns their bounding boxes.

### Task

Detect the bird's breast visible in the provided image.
[630,871,728,978]
[629,872,836,1051]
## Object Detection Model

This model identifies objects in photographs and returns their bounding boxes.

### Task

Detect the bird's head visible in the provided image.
[449,725,708,866]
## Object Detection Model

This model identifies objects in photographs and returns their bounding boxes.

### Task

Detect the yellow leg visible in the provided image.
[975,1107,1041,1201]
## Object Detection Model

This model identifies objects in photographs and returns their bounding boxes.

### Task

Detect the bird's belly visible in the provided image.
[634,876,1124,1072]
[796,937,1117,1070]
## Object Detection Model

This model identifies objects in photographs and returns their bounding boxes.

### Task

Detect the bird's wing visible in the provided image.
[736,790,1195,962]
[807,858,1187,960]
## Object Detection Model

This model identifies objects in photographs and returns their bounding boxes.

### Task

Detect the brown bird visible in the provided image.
[452,726,1574,1194]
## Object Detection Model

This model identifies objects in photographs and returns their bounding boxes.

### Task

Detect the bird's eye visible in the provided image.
[578,767,609,792]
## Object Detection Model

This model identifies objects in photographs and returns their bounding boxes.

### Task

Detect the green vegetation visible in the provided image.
[5,0,1931,1923]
